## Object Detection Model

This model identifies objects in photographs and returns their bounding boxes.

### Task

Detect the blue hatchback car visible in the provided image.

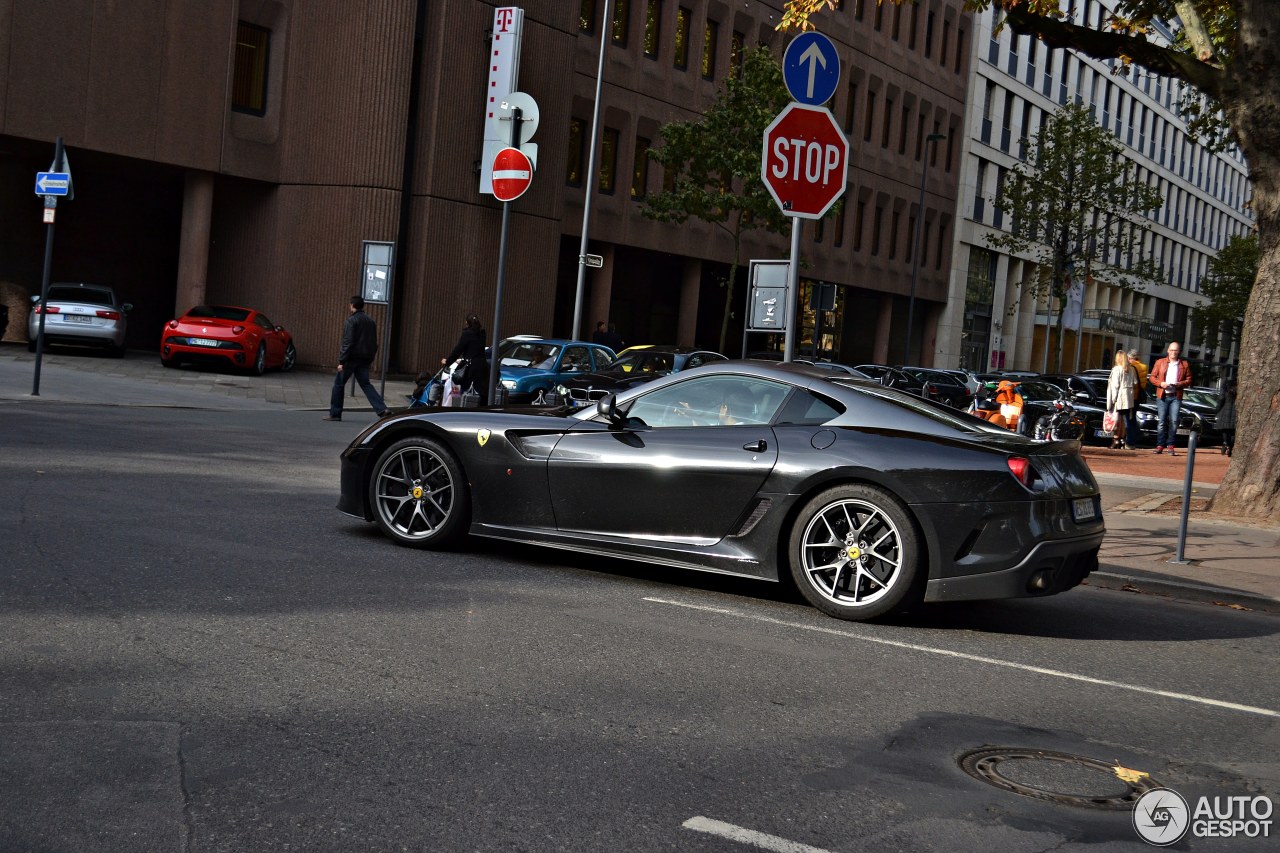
[496,338,616,403]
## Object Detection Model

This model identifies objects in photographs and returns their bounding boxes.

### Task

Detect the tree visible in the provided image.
[989,103,1164,371]
[1192,232,1257,352]
[781,0,1280,523]
[643,47,793,353]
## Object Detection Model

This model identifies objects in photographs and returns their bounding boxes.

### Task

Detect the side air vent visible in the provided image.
[732,499,773,537]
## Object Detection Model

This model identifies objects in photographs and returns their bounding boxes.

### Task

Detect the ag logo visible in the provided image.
[1133,787,1190,846]
[476,428,491,447]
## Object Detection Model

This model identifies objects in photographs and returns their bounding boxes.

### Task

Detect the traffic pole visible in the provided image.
[782,216,801,363]
[32,136,65,397]
[1168,425,1199,565]
[487,110,524,406]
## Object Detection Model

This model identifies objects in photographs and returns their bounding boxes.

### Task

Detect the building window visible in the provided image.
[729,30,744,76]
[864,91,876,143]
[891,4,902,40]
[888,211,900,260]
[925,12,935,58]
[843,83,858,133]
[631,136,650,199]
[674,7,691,69]
[954,28,965,74]
[599,127,619,192]
[643,0,661,57]
[580,0,596,32]
[871,205,884,256]
[935,221,947,269]
[701,20,719,79]
[853,200,866,251]
[874,1,884,30]
[882,98,894,148]
[611,0,629,45]
[566,118,586,186]
[908,4,919,50]
[899,104,910,154]
[232,22,270,115]
[834,205,846,248]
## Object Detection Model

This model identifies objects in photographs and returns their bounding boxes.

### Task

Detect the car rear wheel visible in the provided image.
[788,484,922,621]
[369,437,469,548]
[251,343,266,376]
[282,342,297,372]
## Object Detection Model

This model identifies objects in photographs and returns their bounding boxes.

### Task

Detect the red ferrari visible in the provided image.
[161,305,297,374]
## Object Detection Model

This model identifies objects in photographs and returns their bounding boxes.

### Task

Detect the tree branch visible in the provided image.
[1002,5,1226,100]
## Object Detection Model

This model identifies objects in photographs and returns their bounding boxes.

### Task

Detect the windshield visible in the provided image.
[1079,377,1108,397]
[48,286,113,306]
[188,305,251,321]
[1184,389,1220,407]
[1016,381,1066,402]
[610,352,675,374]
[499,342,562,369]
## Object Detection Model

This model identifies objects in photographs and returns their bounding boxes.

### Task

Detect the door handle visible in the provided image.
[742,440,767,453]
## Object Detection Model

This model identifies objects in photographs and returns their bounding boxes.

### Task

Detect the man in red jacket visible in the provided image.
[1148,341,1193,455]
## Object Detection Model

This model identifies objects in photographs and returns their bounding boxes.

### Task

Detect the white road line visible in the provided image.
[683,816,837,853]
[643,597,1280,719]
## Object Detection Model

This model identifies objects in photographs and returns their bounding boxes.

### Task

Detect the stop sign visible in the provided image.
[761,103,848,219]
[491,146,533,202]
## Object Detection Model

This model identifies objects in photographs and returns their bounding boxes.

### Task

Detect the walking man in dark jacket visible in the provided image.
[324,296,389,421]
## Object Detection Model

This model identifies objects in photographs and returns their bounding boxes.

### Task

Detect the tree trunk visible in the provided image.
[1207,0,1280,522]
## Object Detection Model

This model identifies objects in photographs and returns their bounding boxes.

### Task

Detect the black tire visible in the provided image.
[281,342,297,372]
[250,343,266,376]
[788,484,922,621]
[27,340,36,353]
[368,436,469,548]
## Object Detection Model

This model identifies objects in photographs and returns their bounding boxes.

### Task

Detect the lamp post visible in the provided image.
[903,132,946,367]
[571,0,612,342]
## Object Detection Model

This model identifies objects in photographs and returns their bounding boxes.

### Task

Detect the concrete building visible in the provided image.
[937,1,1253,381]
[0,1,971,371]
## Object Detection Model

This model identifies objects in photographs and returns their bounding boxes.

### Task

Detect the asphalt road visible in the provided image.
[2,402,1277,852]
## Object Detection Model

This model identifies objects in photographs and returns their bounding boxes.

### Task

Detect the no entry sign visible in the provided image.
[491,147,533,202]
[761,103,849,219]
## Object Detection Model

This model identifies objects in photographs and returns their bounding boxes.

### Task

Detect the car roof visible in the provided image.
[504,337,601,347]
[619,345,718,355]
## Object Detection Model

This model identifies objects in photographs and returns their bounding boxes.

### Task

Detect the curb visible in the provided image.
[1088,569,1280,614]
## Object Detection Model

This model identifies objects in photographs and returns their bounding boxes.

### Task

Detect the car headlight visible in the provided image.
[500,379,516,389]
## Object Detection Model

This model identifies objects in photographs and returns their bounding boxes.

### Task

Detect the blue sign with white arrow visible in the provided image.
[35,172,71,196]
[782,32,841,106]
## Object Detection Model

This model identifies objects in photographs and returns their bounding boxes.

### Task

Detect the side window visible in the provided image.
[255,314,274,329]
[776,390,846,425]
[592,348,615,370]
[562,346,589,371]
[622,376,790,428]
[686,354,704,369]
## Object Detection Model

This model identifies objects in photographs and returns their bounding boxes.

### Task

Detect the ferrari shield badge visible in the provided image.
[477,428,491,447]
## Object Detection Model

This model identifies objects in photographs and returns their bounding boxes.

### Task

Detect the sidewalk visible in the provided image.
[4,343,1277,613]
[1080,443,1280,613]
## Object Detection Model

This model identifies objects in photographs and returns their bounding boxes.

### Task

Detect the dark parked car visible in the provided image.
[1134,402,1204,447]
[793,360,873,379]
[855,364,928,397]
[896,366,974,408]
[556,346,727,405]
[1173,388,1225,445]
[337,361,1104,622]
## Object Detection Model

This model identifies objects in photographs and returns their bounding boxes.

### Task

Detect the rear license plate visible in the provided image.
[1072,496,1098,523]
[64,314,92,324]
[1176,428,1190,436]
[188,337,219,347]
[1094,429,1110,438]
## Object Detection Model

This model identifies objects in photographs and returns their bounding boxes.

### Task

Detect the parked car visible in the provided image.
[1174,388,1225,445]
[160,305,296,374]
[896,366,974,408]
[495,338,616,403]
[854,364,928,397]
[937,367,983,394]
[557,346,727,405]
[793,360,873,379]
[28,283,131,357]
[337,361,1104,622]
[1134,403,1203,447]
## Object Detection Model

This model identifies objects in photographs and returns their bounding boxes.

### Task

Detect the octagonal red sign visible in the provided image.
[761,103,849,219]
[491,146,533,202]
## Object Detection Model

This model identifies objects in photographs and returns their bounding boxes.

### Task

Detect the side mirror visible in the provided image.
[122,303,133,313]
[1074,391,1090,401]
[275,324,284,332]
[597,394,622,425]
[30,294,40,304]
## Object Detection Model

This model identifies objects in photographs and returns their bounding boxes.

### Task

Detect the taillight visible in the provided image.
[232,325,245,334]
[34,305,60,314]
[96,310,120,320]
[167,320,178,329]
[1007,457,1034,487]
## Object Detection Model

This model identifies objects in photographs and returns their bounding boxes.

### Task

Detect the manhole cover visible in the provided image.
[958,748,1162,810]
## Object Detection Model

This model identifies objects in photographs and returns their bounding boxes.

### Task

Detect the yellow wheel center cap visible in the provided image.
[846,546,861,560]
[412,486,424,499]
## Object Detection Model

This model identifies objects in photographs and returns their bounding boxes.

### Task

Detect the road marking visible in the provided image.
[643,597,1280,719]
[683,816,836,853]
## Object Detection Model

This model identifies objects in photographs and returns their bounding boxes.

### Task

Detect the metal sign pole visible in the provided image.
[32,136,65,397]
[782,217,801,363]
[487,110,524,407]
[1169,427,1199,564]
[379,255,395,399]
[571,0,611,342]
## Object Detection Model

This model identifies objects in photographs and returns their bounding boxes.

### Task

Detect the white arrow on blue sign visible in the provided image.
[35,172,71,196]
[782,32,841,106]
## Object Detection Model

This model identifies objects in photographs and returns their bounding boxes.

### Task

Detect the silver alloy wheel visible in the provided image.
[799,498,904,607]
[374,444,456,541]
[282,342,296,371]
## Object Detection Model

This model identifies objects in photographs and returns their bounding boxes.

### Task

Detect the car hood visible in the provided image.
[500,366,554,380]
[559,371,663,389]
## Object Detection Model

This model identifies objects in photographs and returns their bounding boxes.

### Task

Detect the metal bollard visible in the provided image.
[1168,421,1199,565]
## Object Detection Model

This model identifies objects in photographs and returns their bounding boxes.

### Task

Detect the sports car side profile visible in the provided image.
[336,362,1104,621]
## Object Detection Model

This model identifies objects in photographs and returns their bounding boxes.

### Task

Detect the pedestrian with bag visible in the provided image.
[325,296,389,421]
[1124,349,1148,448]
[1148,341,1193,456]
[441,314,489,405]
[1105,350,1137,450]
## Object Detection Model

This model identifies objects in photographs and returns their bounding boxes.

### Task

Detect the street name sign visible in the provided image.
[35,172,70,196]
[761,103,849,219]
[782,32,840,106]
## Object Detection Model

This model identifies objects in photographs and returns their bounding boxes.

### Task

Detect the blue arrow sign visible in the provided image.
[35,172,70,196]
[783,32,841,106]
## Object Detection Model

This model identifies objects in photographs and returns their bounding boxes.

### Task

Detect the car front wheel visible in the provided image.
[788,484,922,621]
[369,437,469,548]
